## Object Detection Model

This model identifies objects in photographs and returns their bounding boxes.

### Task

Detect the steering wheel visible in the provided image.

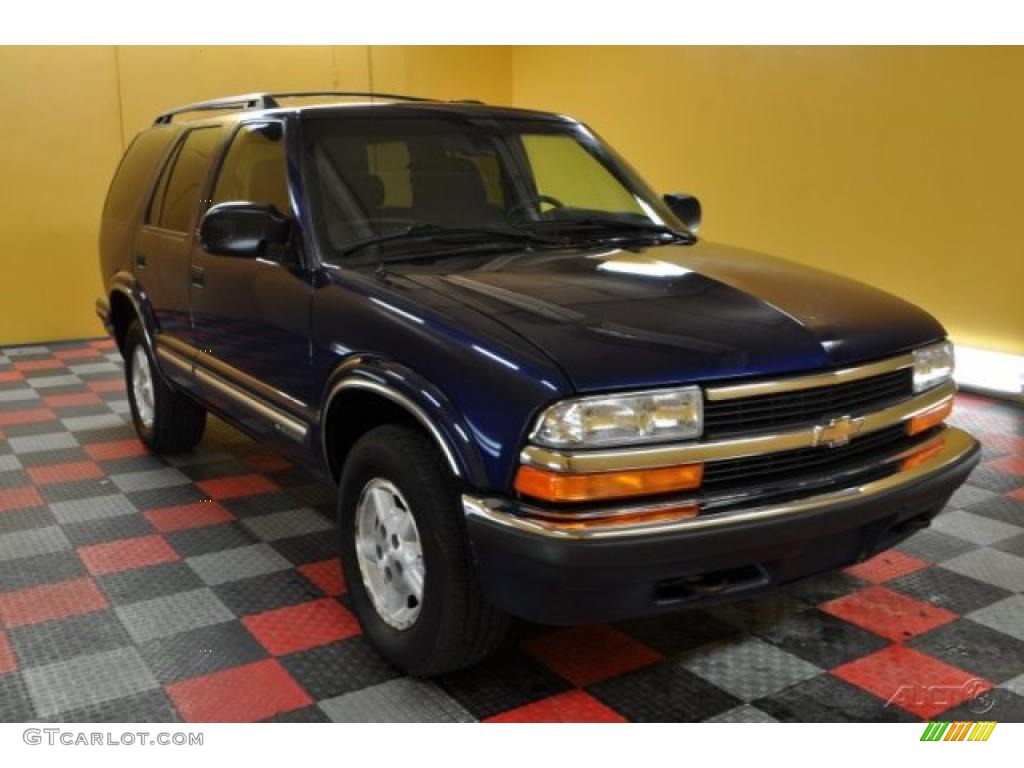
[507,194,566,219]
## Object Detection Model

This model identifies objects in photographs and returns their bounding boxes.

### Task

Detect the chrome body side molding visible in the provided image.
[154,336,309,444]
[321,377,462,478]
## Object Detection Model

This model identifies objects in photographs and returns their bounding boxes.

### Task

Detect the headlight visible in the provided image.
[530,386,703,448]
[913,341,955,393]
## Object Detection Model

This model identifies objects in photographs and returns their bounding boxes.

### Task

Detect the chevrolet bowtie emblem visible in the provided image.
[811,414,865,448]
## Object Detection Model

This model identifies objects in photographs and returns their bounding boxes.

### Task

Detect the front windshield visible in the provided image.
[303,114,687,264]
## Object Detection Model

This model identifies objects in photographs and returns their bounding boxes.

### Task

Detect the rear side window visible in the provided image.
[103,128,177,222]
[212,123,290,215]
[153,126,222,232]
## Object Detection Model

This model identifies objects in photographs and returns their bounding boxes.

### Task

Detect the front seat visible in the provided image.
[409,155,504,226]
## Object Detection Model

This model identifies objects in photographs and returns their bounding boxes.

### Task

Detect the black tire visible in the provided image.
[124,320,206,453]
[338,423,509,675]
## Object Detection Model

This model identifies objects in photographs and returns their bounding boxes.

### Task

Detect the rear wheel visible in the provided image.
[338,423,509,675]
[124,320,206,453]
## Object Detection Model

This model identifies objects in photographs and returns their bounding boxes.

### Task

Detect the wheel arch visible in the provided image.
[320,359,489,489]
[106,272,159,355]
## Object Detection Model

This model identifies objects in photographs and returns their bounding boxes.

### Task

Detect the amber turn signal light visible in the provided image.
[514,463,704,503]
[907,398,953,436]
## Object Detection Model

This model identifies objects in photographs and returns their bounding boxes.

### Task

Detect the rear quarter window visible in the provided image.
[102,127,178,222]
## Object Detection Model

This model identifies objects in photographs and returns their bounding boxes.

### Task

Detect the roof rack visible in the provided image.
[153,91,437,125]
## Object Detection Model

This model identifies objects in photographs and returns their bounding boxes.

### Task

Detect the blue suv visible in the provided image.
[98,92,980,674]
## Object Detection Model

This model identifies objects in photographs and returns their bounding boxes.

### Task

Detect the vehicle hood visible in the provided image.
[386,240,946,392]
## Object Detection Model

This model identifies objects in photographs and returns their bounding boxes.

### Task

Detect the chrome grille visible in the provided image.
[702,424,912,490]
[703,368,913,438]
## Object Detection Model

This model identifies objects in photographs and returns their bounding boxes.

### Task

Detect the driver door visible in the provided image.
[189,120,315,438]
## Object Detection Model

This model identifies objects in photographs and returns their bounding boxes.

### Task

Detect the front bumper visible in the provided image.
[464,426,979,625]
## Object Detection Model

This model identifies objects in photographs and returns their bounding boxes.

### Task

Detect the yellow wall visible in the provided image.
[513,46,1024,356]
[0,45,512,345]
[2,46,1021,356]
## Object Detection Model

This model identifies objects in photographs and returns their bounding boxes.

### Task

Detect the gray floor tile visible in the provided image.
[23,647,159,718]
[186,543,292,586]
[110,467,192,494]
[319,678,475,722]
[49,493,137,524]
[8,432,79,455]
[969,595,1024,641]
[0,525,71,562]
[240,507,333,542]
[678,636,821,700]
[930,510,1020,545]
[114,588,235,643]
[943,548,1024,592]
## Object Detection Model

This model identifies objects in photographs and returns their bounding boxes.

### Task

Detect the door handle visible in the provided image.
[190,265,205,287]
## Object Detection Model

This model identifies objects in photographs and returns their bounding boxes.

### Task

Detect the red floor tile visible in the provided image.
[1012,488,1024,502]
[0,485,45,514]
[197,473,279,499]
[83,439,149,461]
[242,598,361,655]
[167,659,313,722]
[0,371,25,383]
[486,689,628,723]
[26,460,104,486]
[77,534,180,576]
[523,625,663,686]
[0,577,109,628]
[89,339,116,350]
[822,586,958,642]
[87,378,124,393]
[0,408,55,427]
[0,630,17,674]
[43,392,102,408]
[54,347,102,360]
[297,559,346,597]
[844,550,930,584]
[144,501,235,533]
[832,645,993,719]
[985,455,1024,476]
[13,358,64,372]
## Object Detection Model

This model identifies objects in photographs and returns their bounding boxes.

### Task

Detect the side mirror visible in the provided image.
[663,193,701,233]
[200,202,292,258]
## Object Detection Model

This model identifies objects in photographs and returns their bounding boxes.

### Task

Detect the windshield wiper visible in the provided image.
[339,223,565,258]
[530,217,694,244]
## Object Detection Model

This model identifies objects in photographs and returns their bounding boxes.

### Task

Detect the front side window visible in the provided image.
[155,126,222,232]
[212,122,290,215]
[304,116,685,264]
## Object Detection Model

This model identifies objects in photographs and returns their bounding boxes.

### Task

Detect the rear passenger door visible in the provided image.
[137,125,225,350]
[188,120,315,439]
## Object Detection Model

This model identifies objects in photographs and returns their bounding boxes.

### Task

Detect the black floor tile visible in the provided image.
[436,647,573,721]
[908,620,1024,684]
[888,566,1013,615]
[280,637,401,700]
[756,673,917,722]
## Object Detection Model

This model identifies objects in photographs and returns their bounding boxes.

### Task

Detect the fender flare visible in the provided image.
[104,271,178,388]
[319,356,490,488]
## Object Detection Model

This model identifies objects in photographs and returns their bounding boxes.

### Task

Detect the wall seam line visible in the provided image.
[113,46,126,151]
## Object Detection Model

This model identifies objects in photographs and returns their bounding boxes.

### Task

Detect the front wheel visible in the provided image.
[338,423,509,675]
[124,320,206,453]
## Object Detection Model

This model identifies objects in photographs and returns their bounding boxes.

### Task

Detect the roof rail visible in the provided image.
[153,91,439,125]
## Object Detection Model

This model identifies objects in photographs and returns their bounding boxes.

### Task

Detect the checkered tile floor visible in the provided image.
[1,338,1022,723]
